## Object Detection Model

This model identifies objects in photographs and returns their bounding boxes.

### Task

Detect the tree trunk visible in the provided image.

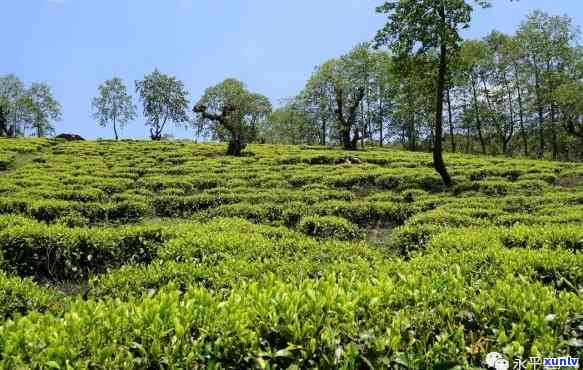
[551,104,558,160]
[434,10,452,188]
[378,99,384,147]
[465,124,471,154]
[349,128,360,150]
[534,68,545,158]
[446,87,456,153]
[113,117,119,141]
[502,75,515,156]
[480,73,499,153]
[150,127,162,141]
[515,67,528,157]
[321,118,326,146]
[537,105,545,158]
[471,78,486,155]
[565,117,583,139]
[360,106,365,148]
[406,91,416,150]
[409,112,416,151]
[334,86,365,150]
[227,134,246,156]
[0,106,8,137]
[546,62,558,160]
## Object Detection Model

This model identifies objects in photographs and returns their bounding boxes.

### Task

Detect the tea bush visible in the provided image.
[0,221,167,280]
[0,272,65,321]
[298,215,360,240]
[0,138,581,367]
[1,273,581,368]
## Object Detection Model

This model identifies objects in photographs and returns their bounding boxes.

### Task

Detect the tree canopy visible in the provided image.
[193,78,271,156]
[91,78,136,140]
[375,0,493,187]
[135,69,190,141]
[4,5,583,164]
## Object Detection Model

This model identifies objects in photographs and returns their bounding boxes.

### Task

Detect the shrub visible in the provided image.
[326,172,378,188]
[0,273,581,368]
[27,199,73,223]
[375,172,443,192]
[106,200,150,223]
[281,202,309,227]
[407,208,490,228]
[298,215,360,240]
[0,153,15,171]
[135,176,194,193]
[0,272,65,321]
[388,224,443,256]
[205,203,285,224]
[86,178,134,194]
[501,225,583,251]
[55,211,90,228]
[478,180,510,196]
[512,179,549,194]
[153,194,238,217]
[0,222,167,280]
[313,200,413,226]
[0,138,582,368]
[53,188,105,202]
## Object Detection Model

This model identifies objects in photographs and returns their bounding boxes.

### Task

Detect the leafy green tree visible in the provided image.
[375,0,492,187]
[0,97,9,137]
[300,68,336,146]
[370,51,397,147]
[91,78,136,140]
[0,74,26,136]
[501,35,530,157]
[302,44,382,150]
[193,79,272,156]
[483,31,519,155]
[246,93,272,143]
[135,69,190,141]
[516,11,579,159]
[390,53,436,151]
[263,100,319,145]
[554,82,583,140]
[0,76,61,138]
[331,44,375,150]
[447,12,581,159]
[26,83,62,137]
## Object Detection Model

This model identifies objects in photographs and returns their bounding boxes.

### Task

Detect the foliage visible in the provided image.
[375,0,494,187]
[91,77,136,140]
[0,139,580,367]
[193,78,271,156]
[0,272,65,322]
[298,215,360,240]
[26,83,62,137]
[262,104,317,145]
[0,75,61,137]
[261,10,583,165]
[296,44,392,150]
[554,81,583,139]
[135,69,190,141]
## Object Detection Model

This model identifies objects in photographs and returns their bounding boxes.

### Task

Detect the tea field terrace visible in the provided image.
[0,138,581,368]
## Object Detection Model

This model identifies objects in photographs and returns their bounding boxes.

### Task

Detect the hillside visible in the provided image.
[0,138,581,368]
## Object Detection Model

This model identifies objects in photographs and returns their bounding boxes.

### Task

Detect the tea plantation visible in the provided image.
[0,138,581,368]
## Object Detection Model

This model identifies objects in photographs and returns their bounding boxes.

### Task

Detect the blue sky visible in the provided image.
[1,0,582,139]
